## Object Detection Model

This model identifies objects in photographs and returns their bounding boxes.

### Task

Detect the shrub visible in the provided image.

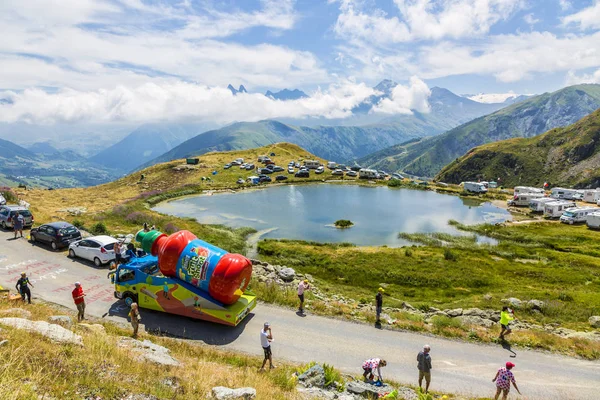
[72,219,85,229]
[334,219,354,228]
[432,315,463,331]
[387,179,402,187]
[443,248,457,261]
[558,293,574,302]
[0,187,19,203]
[404,248,413,257]
[323,363,345,392]
[125,211,152,225]
[164,222,180,234]
[90,222,108,235]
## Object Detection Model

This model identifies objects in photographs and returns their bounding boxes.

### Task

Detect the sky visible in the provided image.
[1,0,600,125]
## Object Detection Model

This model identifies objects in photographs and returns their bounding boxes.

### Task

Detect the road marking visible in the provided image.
[441,360,457,366]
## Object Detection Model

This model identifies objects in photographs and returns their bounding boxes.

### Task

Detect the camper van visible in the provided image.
[464,182,488,193]
[586,212,600,229]
[359,169,379,179]
[514,186,544,195]
[560,207,600,224]
[507,192,544,207]
[544,201,577,218]
[303,160,321,169]
[488,181,498,189]
[327,161,337,169]
[529,197,556,212]
[550,188,581,200]
[583,189,600,203]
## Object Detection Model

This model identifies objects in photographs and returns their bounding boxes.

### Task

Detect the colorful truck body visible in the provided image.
[113,255,256,326]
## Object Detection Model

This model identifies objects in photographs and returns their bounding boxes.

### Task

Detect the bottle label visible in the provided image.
[177,239,226,291]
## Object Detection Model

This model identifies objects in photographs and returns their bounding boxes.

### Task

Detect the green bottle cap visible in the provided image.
[135,230,164,254]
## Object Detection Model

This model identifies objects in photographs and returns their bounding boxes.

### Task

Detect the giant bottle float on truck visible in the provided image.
[111,229,256,326]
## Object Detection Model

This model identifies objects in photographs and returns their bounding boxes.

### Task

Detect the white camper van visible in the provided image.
[529,197,557,212]
[514,186,544,195]
[327,161,337,169]
[359,169,379,179]
[583,189,600,203]
[464,182,488,193]
[507,192,544,207]
[586,212,600,229]
[550,188,581,200]
[544,200,577,218]
[560,207,600,224]
[303,160,321,169]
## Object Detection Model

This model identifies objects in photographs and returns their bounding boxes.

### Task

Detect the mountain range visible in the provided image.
[435,108,600,188]
[357,84,600,177]
[265,88,308,100]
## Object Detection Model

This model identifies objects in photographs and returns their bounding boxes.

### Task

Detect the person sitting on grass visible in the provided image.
[362,358,387,383]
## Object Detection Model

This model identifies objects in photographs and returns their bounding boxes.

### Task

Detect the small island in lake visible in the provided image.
[334,219,354,229]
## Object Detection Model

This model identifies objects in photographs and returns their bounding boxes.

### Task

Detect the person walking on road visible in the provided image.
[376,287,384,323]
[499,306,516,340]
[129,303,141,338]
[260,322,276,371]
[297,279,310,314]
[493,362,521,399]
[362,358,387,383]
[417,345,432,393]
[72,282,86,322]
[16,272,33,304]
[13,211,24,239]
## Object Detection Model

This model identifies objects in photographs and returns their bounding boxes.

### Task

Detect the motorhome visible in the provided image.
[583,189,600,203]
[560,207,600,224]
[586,212,600,229]
[550,187,581,200]
[488,181,498,189]
[359,168,379,179]
[507,192,544,207]
[463,182,488,193]
[514,186,544,195]
[303,160,321,169]
[529,197,557,212]
[327,161,337,169]
[544,200,577,218]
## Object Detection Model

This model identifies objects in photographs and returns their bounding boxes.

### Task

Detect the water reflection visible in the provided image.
[153,185,511,246]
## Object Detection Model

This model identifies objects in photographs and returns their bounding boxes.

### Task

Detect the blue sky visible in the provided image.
[1,0,600,125]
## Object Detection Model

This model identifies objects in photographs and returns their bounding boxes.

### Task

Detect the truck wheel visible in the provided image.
[124,293,137,307]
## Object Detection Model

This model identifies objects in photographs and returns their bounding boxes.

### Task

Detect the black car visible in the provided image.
[350,165,362,172]
[259,168,273,174]
[275,175,288,181]
[245,164,255,170]
[295,170,309,178]
[272,166,284,172]
[30,222,82,250]
[258,175,272,183]
[265,164,275,170]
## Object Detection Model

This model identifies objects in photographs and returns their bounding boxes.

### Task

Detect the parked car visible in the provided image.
[295,170,310,178]
[236,178,245,184]
[288,161,295,166]
[69,235,120,267]
[263,159,275,165]
[346,170,358,177]
[245,164,255,170]
[315,166,325,174]
[295,162,301,168]
[258,175,272,183]
[275,175,288,181]
[240,163,248,169]
[392,173,404,180]
[378,170,389,178]
[259,168,273,174]
[332,169,344,176]
[266,164,275,170]
[288,167,295,174]
[272,166,284,172]
[30,222,81,250]
[350,165,362,172]
[0,194,5,205]
[223,163,231,169]
[0,205,34,229]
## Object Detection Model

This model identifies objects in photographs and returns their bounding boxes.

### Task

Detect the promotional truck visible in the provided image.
[111,229,256,326]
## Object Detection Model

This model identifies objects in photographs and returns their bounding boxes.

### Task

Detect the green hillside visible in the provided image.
[435,108,600,187]
[358,84,600,177]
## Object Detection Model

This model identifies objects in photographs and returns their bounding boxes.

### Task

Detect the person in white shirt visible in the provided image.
[297,279,310,314]
[260,322,275,370]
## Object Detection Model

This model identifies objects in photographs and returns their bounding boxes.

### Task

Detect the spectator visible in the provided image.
[129,303,141,338]
[13,211,24,239]
[417,345,432,393]
[125,243,137,260]
[16,272,34,304]
[260,322,275,371]
[362,358,387,383]
[114,240,123,265]
[376,287,384,323]
[72,282,86,322]
[493,362,521,399]
[297,279,310,314]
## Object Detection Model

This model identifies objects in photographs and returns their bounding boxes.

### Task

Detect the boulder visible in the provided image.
[296,387,336,399]
[346,381,391,398]
[457,315,495,328]
[502,298,522,308]
[401,302,416,311]
[48,316,73,329]
[211,386,256,400]
[278,267,296,282]
[118,337,180,366]
[298,364,326,388]
[78,323,106,334]
[527,300,545,311]
[463,308,487,318]
[589,316,600,328]
[0,308,32,319]
[446,308,463,317]
[0,318,82,345]
[483,294,493,301]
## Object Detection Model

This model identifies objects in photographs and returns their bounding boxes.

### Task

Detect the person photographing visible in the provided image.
[260,322,276,371]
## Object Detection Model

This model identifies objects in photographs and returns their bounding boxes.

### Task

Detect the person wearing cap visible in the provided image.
[297,279,310,314]
[72,282,86,322]
[499,306,516,340]
[417,345,432,393]
[129,303,141,338]
[15,272,34,304]
[260,322,275,371]
[493,362,521,399]
[362,358,387,383]
[376,287,384,323]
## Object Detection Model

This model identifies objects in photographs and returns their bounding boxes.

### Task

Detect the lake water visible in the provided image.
[153,185,511,246]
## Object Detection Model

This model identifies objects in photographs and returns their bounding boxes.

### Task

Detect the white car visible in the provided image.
[288,167,294,174]
[0,194,5,205]
[332,169,344,176]
[315,166,325,174]
[69,235,120,267]
[346,170,358,177]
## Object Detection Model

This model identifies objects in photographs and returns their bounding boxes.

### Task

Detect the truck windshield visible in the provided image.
[563,211,575,217]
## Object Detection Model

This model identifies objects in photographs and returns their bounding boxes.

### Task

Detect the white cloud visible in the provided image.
[559,0,572,11]
[523,13,539,26]
[562,0,600,30]
[467,92,519,103]
[566,69,600,85]
[371,76,431,114]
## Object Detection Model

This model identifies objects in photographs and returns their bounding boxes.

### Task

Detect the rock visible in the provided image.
[211,386,256,399]
[118,337,180,366]
[0,308,32,319]
[0,318,83,345]
[589,316,600,328]
[527,300,545,311]
[446,308,463,317]
[278,267,296,282]
[502,297,522,308]
[48,316,73,329]
[567,331,600,342]
[428,307,441,313]
[296,387,336,399]
[78,323,106,334]
[396,387,418,400]
[483,294,493,301]
[457,315,495,328]
[346,381,391,398]
[463,308,487,318]
[401,302,416,311]
[0,340,8,347]
[298,364,326,388]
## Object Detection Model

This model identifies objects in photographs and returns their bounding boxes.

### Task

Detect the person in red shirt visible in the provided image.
[72,282,86,322]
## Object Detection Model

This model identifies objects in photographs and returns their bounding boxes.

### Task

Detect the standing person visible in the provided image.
[492,362,521,399]
[260,322,275,371]
[125,243,137,260]
[129,303,141,338]
[163,282,170,299]
[143,222,149,232]
[375,287,384,323]
[417,345,432,393]
[499,306,516,340]
[72,282,86,322]
[13,211,24,239]
[297,279,310,314]
[114,240,123,265]
[16,272,34,304]
[362,358,387,383]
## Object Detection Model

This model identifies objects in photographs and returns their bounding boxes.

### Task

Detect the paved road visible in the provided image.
[1,230,599,399]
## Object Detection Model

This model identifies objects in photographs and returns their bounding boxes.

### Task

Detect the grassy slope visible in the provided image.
[436,108,600,187]
[358,84,600,177]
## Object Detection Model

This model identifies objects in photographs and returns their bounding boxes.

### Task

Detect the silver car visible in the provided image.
[0,206,34,229]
